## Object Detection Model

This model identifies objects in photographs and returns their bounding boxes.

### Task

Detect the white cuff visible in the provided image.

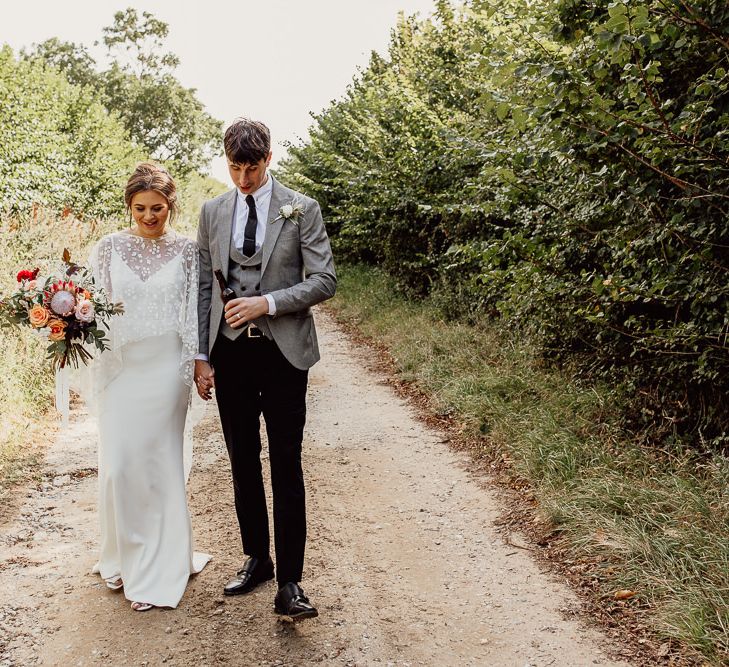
[195,353,209,362]
[265,293,277,316]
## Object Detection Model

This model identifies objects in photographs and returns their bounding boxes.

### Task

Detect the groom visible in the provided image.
[194,118,336,620]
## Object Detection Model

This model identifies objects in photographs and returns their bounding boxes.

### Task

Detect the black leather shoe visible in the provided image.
[223,556,274,596]
[274,582,319,620]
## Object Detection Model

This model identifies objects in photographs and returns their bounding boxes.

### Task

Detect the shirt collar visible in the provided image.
[236,172,273,206]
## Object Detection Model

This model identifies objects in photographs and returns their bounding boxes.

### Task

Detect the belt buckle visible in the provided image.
[246,324,263,338]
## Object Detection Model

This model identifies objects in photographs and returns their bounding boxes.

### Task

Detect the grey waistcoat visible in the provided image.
[219,232,272,341]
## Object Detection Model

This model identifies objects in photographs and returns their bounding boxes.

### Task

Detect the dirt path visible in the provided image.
[0,312,631,667]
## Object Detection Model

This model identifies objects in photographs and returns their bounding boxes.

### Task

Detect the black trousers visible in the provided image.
[211,333,309,584]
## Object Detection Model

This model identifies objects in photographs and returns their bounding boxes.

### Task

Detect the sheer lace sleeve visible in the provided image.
[89,235,114,298]
[73,234,122,413]
[179,238,199,387]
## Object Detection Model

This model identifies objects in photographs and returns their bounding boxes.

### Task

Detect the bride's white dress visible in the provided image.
[88,230,210,608]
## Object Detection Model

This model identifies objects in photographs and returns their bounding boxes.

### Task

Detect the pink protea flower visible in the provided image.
[50,290,76,316]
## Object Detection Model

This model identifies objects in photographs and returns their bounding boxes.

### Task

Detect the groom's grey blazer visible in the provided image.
[197,176,336,370]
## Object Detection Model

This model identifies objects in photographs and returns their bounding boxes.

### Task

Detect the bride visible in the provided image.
[87,162,210,611]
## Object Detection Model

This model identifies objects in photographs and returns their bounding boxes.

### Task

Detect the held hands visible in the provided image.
[195,297,268,400]
[194,360,215,401]
[224,296,269,329]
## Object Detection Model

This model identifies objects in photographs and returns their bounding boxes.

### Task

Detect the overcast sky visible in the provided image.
[1,0,436,182]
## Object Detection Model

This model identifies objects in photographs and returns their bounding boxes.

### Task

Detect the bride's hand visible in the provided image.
[194,360,215,401]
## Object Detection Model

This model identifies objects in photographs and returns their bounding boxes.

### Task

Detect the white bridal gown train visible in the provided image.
[89,231,210,608]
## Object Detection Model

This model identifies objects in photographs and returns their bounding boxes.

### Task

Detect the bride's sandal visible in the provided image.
[105,576,123,591]
[131,601,154,612]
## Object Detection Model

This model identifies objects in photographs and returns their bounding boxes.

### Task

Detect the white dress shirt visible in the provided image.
[232,175,277,316]
[233,175,273,255]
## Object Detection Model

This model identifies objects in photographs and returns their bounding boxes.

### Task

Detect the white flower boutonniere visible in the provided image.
[272,198,305,226]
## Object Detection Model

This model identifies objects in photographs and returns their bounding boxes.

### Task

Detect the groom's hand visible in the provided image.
[194,360,215,401]
[224,296,269,328]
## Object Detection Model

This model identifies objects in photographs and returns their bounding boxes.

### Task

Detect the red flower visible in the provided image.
[17,268,40,282]
[16,270,35,282]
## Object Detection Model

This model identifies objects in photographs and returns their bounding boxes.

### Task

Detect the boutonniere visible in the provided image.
[272,198,305,226]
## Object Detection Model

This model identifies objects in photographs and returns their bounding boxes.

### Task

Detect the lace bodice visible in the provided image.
[89,230,199,388]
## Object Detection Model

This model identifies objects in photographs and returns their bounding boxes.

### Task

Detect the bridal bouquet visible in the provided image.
[0,249,124,370]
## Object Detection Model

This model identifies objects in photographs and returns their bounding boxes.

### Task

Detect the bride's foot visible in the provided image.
[105,576,123,591]
[131,601,154,612]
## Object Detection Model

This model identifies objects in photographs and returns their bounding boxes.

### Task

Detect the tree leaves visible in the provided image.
[22,10,222,177]
[279,0,729,448]
[0,46,143,218]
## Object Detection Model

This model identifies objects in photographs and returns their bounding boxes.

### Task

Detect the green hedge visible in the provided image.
[280,0,729,449]
[0,45,143,218]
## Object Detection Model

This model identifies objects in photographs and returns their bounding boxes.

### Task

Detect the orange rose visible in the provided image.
[47,319,68,342]
[28,305,51,328]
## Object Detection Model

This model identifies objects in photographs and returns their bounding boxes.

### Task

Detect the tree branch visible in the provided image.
[566,119,729,199]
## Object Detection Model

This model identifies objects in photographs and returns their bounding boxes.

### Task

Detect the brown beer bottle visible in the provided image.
[214,269,236,303]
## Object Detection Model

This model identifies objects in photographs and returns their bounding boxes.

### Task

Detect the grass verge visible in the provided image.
[328,264,728,666]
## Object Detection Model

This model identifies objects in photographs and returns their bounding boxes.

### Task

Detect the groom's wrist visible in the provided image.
[264,294,276,317]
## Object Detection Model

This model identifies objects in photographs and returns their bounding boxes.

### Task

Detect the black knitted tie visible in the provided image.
[243,194,258,257]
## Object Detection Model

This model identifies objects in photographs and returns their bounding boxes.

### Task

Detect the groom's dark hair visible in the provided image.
[224,118,271,165]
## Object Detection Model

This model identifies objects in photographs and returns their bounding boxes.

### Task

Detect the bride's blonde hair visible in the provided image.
[124,162,178,219]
